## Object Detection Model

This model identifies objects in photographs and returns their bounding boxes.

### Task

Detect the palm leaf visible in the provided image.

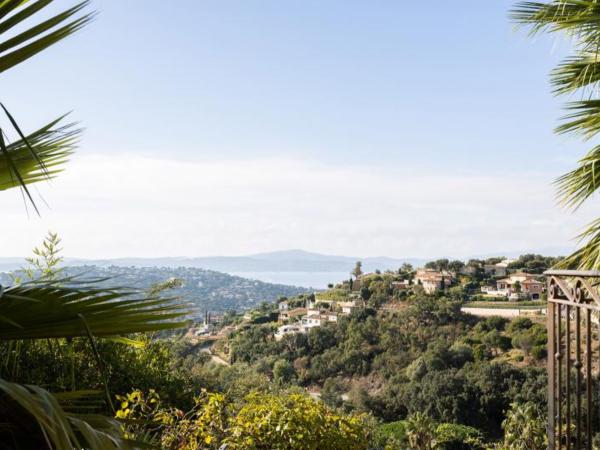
[556,99,600,139]
[0,116,78,191]
[552,55,600,95]
[555,145,600,209]
[511,1,600,39]
[0,0,93,74]
[0,379,135,449]
[554,218,600,269]
[0,279,191,340]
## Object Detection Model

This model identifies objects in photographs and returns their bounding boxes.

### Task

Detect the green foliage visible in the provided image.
[501,402,547,449]
[377,417,485,449]
[510,323,547,356]
[507,317,533,333]
[272,359,295,384]
[18,231,64,281]
[506,254,561,274]
[117,389,373,450]
[405,412,437,449]
[435,423,485,449]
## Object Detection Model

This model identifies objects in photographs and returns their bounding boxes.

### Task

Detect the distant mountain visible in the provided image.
[0,266,310,316]
[0,247,570,276]
[0,251,425,274]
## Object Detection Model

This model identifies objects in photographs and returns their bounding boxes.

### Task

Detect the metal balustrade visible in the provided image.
[545,270,600,449]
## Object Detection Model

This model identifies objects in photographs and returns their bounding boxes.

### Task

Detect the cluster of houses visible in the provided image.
[418,259,545,300]
[275,296,363,340]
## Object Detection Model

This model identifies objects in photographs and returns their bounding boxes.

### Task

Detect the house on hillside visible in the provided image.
[301,310,338,328]
[338,300,361,315]
[278,307,307,323]
[415,269,453,294]
[275,324,302,341]
[496,272,544,300]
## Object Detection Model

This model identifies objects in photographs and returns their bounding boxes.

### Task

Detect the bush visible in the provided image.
[435,423,485,449]
[118,390,373,449]
[485,316,508,331]
[378,420,406,442]
[473,344,492,361]
[531,345,546,360]
[507,317,533,333]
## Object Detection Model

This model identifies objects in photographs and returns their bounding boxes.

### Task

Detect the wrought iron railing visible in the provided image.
[545,270,600,449]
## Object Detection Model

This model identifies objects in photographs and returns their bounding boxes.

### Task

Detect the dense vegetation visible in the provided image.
[223,291,547,442]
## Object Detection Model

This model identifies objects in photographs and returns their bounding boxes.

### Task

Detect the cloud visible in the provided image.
[1,154,593,259]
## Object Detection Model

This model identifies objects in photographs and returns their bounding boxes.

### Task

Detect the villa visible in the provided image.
[495,272,545,300]
[415,269,453,294]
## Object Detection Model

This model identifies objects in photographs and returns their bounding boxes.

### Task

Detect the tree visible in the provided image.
[272,359,295,384]
[448,260,465,274]
[512,2,600,269]
[352,261,363,279]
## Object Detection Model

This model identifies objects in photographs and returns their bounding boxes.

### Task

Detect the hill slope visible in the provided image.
[0,265,310,317]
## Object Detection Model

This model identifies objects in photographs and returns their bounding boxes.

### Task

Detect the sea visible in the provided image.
[229,271,349,290]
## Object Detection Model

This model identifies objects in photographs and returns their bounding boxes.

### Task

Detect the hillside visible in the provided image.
[0,265,310,317]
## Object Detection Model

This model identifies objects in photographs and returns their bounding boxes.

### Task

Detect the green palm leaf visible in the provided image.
[0,379,135,449]
[554,218,600,269]
[0,279,191,340]
[555,145,600,209]
[0,116,78,191]
[0,0,93,74]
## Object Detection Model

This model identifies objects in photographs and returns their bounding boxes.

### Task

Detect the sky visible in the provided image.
[1,0,597,259]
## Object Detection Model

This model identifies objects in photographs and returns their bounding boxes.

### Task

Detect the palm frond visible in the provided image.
[511,1,600,39]
[0,0,93,74]
[554,218,600,269]
[0,379,133,449]
[556,99,600,138]
[552,55,600,95]
[555,145,600,209]
[0,279,191,340]
[0,116,78,191]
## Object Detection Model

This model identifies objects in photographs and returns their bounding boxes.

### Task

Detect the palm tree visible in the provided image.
[0,2,189,448]
[512,1,600,269]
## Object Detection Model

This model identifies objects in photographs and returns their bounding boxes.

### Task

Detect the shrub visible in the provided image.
[435,423,485,449]
[502,402,547,449]
[531,345,546,360]
[117,390,373,449]
[507,317,533,333]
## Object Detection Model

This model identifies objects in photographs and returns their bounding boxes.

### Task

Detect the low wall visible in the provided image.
[461,307,546,318]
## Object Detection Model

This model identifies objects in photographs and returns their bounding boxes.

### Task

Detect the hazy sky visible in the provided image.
[2,1,596,258]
